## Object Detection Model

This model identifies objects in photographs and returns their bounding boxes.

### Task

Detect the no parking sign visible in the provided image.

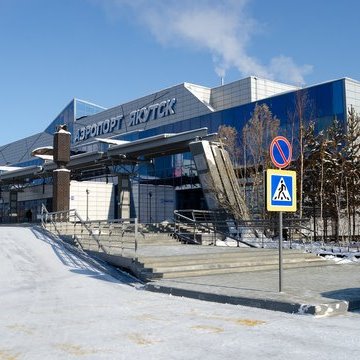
[269,136,292,169]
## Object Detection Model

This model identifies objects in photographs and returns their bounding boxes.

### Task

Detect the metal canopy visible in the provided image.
[0,165,43,182]
[0,127,211,185]
[107,128,209,159]
[43,151,107,172]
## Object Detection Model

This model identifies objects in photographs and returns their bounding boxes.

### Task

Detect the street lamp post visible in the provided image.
[86,189,90,221]
[148,191,152,224]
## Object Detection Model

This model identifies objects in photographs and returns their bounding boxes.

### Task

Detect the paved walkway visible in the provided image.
[101,242,360,316]
[144,260,360,316]
[36,226,360,317]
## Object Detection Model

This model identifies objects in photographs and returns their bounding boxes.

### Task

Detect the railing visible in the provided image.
[173,209,257,247]
[226,217,315,248]
[40,204,139,256]
[173,210,204,245]
[173,209,317,248]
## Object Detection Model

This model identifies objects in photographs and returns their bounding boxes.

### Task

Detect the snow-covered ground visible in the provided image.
[220,236,360,264]
[0,226,359,360]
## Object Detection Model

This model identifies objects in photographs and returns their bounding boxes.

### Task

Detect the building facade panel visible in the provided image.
[0,76,359,224]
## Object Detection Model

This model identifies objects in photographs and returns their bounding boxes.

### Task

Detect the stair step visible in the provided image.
[137,242,180,246]
[140,259,331,280]
[136,249,305,264]
[138,254,322,271]
[134,248,332,280]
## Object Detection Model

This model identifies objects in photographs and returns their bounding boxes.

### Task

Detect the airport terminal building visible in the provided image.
[1,76,359,223]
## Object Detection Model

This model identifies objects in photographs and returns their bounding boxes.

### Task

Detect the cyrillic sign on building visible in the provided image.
[74,98,176,143]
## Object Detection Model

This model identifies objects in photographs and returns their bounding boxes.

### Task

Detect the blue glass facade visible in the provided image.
[108,79,346,179]
[75,100,106,120]
[0,76,354,223]
[111,79,345,146]
[1,78,348,177]
[44,99,105,136]
[44,100,75,135]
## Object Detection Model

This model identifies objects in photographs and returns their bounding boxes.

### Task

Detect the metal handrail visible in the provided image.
[173,209,257,247]
[173,211,202,244]
[173,209,317,248]
[41,206,103,251]
[41,204,61,235]
[41,204,139,255]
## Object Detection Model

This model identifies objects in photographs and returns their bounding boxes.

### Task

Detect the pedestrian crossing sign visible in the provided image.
[266,169,297,212]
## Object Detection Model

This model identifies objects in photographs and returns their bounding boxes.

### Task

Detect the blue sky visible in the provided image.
[1,0,360,145]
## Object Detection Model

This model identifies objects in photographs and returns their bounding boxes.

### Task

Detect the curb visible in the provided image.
[144,283,353,316]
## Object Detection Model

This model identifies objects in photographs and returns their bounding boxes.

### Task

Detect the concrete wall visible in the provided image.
[210,77,299,111]
[132,183,175,223]
[69,180,115,221]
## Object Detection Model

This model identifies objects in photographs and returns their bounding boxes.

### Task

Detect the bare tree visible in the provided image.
[242,104,280,218]
[217,125,240,170]
[288,90,313,219]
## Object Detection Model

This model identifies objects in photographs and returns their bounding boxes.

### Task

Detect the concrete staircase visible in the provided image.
[137,233,180,246]
[44,221,331,283]
[134,248,331,281]
[71,232,179,254]
[45,221,179,254]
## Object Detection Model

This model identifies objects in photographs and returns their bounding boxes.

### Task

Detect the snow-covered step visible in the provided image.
[142,260,332,279]
[134,249,331,280]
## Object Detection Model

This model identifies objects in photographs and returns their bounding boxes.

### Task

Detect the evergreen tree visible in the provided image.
[342,107,360,238]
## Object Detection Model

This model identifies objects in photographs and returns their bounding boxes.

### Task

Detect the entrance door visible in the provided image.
[176,188,206,210]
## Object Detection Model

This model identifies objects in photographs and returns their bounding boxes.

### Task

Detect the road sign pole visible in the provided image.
[268,136,295,293]
[279,211,283,293]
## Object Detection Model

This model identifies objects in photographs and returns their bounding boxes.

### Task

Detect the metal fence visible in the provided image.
[41,204,139,256]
